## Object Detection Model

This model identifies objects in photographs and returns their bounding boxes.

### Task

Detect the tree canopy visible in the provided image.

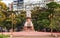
[0,1,7,10]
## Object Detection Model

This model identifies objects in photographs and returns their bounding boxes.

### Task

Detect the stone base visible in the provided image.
[23,17,34,31]
[23,26,34,31]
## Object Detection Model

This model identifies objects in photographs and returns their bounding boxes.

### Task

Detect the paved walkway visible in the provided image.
[13,37,60,38]
[0,31,60,36]
[0,31,60,38]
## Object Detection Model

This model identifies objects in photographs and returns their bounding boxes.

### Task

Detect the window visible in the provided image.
[18,0,23,1]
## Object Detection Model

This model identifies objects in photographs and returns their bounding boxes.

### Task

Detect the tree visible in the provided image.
[0,1,8,32]
[0,1,7,23]
[16,10,26,31]
[31,6,50,31]
[46,2,60,35]
[0,1,7,10]
[46,2,59,14]
[0,11,6,30]
[0,2,7,10]
[54,8,60,32]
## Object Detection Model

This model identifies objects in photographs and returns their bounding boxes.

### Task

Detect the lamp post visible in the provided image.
[12,13,15,32]
[49,13,55,36]
[10,13,15,38]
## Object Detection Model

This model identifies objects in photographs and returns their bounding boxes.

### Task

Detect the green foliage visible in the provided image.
[0,1,7,10]
[0,1,60,32]
[0,34,9,38]
[47,2,60,14]
[54,8,60,31]
[47,2,59,9]
[32,7,50,31]
[31,2,60,32]
[46,2,60,32]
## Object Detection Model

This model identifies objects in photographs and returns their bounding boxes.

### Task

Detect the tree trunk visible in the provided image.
[51,28,53,36]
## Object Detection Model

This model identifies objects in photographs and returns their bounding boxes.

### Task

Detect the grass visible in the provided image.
[0,34,10,38]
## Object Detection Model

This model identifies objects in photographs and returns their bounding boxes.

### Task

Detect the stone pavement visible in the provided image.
[0,31,60,38]
[13,36,60,38]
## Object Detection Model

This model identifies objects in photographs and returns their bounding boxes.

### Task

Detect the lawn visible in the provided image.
[0,34,10,38]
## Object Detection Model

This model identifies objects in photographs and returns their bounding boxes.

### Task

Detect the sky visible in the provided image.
[2,0,60,6]
[2,0,13,6]
[2,0,41,6]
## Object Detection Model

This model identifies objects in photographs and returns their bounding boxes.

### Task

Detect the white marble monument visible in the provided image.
[24,10,34,31]
[26,10,31,18]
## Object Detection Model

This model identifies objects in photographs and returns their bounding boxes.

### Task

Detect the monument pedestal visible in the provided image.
[24,26,34,31]
[23,17,34,31]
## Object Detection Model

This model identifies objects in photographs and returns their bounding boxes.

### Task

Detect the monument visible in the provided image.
[23,10,34,31]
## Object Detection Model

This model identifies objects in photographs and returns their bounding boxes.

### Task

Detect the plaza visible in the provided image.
[0,32,60,38]
[0,0,60,38]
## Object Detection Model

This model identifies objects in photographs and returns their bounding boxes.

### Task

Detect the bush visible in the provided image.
[0,34,9,38]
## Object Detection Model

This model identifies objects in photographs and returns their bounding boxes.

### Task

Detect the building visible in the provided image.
[40,0,54,8]
[13,0,41,11]
[24,1,42,10]
[24,0,54,10]
[13,0,24,11]
[12,0,60,11]
[8,3,13,11]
